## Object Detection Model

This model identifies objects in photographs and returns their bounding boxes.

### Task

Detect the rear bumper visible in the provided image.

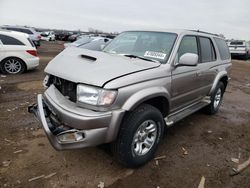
[25,57,39,70]
[28,91,125,150]
[230,51,247,55]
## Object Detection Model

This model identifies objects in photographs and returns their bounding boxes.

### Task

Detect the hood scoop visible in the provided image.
[80,54,97,62]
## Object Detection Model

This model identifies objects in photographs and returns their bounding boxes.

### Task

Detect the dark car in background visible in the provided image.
[55,32,72,41]
[68,34,81,42]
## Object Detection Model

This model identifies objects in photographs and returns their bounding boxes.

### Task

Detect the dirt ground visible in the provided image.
[0,41,249,188]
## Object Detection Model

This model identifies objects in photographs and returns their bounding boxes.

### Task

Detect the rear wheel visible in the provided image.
[243,52,249,60]
[0,57,25,74]
[204,82,225,115]
[111,104,165,168]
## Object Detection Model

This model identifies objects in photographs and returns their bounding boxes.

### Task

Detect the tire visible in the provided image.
[0,57,25,74]
[203,82,225,115]
[111,104,165,168]
[243,54,248,60]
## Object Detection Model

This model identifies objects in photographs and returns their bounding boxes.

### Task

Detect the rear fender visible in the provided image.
[209,71,228,95]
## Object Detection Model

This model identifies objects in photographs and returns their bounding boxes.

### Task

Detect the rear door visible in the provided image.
[171,35,202,111]
[195,36,218,95]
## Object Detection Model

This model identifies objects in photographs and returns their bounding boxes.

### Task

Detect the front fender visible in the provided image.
[122,86,170,111]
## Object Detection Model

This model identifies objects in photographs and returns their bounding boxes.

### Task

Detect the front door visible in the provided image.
[171,35,202,112]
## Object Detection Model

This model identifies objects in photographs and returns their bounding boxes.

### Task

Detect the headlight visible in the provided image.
[43,75,50,88]
[77,84,117,106]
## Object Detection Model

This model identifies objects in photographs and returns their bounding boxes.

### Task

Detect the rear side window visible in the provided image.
[0,34,24,45]
[178,36,198,61]
[199,37,216,63]
[5,27,21,32]
[19,28,33,34]
[4,27,33,34]
[214,38,230,60]
[230,41,244,46]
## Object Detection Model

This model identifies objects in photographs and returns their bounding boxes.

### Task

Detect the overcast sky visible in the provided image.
[0,0,249,39]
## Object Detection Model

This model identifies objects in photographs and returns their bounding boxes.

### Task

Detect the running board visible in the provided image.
[164,97,211,127]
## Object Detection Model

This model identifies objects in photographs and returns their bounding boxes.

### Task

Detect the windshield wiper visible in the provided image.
[122,54,160,63]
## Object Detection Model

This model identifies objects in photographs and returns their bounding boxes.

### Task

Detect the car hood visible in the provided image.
[45,47,161,87]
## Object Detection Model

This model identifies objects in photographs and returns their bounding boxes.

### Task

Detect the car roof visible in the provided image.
[1,25,36,32]
[0,29,29,38]
[124,29,225,39]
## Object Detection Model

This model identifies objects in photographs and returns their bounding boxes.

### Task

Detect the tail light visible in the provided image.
[26,50,37,57]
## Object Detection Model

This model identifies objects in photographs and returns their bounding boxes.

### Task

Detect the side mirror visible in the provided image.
[178,53,198,66]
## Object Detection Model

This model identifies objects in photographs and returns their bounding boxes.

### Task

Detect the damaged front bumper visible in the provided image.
[28,92,125,150]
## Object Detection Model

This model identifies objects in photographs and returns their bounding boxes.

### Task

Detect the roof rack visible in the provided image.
[189,30,220,37]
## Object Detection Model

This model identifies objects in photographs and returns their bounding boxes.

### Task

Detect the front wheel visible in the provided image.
[204,82,225,115]
[111,104,165,168]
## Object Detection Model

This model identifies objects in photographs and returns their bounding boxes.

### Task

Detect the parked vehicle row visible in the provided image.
[0,29,39,74]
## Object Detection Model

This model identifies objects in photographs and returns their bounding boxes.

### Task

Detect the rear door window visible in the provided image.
[214,38,231,60]
[177,36,198,61]
[199,37,216,63]
[230,41,245,46]
[0,34,25,45]
[19,28,33,34]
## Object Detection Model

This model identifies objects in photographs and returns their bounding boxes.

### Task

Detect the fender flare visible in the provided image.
[122,86,171,112]
[209,71,228,95]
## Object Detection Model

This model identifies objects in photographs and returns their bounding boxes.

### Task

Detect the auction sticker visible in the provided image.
[144,51,166,60]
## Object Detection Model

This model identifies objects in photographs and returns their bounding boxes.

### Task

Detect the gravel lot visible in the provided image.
[0,41,249,188]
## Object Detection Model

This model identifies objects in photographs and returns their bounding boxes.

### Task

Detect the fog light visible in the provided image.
[57,130,85,143]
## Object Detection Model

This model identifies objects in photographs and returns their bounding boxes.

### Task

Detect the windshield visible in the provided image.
[103,31,177,63]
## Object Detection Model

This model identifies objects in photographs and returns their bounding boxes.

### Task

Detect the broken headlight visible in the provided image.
[77,84,117,106]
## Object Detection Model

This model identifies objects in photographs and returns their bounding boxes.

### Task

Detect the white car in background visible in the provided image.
[228,40,250,60]
[64,36,111,51]
[0,30,39,74]
[41,31,56,41]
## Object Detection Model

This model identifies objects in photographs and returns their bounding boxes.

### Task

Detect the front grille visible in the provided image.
[49,76,77,102]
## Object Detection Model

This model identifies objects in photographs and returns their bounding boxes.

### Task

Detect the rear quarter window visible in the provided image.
[214,38,230,60]
[19,28,33,34]
[0,34,25,45]
[27,37,35,47]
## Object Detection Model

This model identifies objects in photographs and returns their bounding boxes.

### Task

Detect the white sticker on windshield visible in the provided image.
[144,51,167,60]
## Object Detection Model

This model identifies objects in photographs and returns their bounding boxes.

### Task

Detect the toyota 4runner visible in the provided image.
[29,29,231,167]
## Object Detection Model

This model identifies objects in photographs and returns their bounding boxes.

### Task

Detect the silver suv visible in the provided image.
[29,29,231,167]
[1,25,41,47]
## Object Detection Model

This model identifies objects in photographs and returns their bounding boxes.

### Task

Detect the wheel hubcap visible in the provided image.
[132,120,157,156]
[4,59,22,74]
[214,88,222,109]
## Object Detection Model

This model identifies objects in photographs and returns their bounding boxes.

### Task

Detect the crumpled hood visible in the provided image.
[45,47,161,87]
